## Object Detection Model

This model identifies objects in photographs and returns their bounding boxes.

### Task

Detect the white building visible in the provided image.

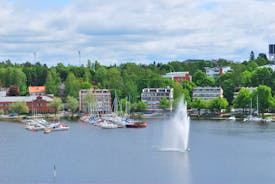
[141,88,173,111]
[204,66,232,78]
[79,89,112,114]
[193,87,223,101]
[163,72,192,83]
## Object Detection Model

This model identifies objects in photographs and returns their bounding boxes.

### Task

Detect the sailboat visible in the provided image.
[243,96,262,122]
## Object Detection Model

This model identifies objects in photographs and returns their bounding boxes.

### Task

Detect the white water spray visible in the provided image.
[161,98,190,152]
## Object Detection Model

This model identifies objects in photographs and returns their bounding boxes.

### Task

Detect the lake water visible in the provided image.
[1,119,275,184]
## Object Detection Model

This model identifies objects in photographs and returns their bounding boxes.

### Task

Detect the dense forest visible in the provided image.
[1,52,275,114]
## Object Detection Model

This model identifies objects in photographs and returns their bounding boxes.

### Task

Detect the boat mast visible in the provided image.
[257,95,259,116]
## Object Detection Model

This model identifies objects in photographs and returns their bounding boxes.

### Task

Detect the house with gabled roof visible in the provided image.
[28,86,46,96]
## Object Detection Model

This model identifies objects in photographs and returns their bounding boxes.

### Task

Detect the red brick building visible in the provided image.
[0,96,54,113]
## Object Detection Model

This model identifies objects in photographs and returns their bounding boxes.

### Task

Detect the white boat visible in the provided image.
[228,116,236,121]
[49,123,69,131]
[262,118,272,123]
[100,121,118,129]
[243,115,262,122]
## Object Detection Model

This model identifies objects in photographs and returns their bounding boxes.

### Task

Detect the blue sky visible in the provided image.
[0,0,275,66]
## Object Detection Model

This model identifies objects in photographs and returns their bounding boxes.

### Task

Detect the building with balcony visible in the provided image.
[163,72,192,83]
[141,88,173,111]
[193,87,223,101]
[79,89,112,114]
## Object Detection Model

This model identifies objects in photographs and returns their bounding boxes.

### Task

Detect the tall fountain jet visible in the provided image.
[162,97,190,152]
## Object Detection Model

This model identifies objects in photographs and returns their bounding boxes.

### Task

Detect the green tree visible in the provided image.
[66,96,79,116]
[49,97,64,116]
[233,88,251,113]
[131,101,147,112]
[251,67,272,87]
[193,70,215,87]
[209,97,228,114]
[45,69,59,95]
[241,71,252,86]
[9,101,29,115]
[253,85,273,115]
[65,72,80,98]
[83,92,97,114]
[159,97,170,110]
[192,98,208,116]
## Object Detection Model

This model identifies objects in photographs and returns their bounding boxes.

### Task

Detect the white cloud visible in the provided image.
[0,0,275,66]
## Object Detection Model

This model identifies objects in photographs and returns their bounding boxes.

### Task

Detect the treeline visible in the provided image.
[0,52,275,113]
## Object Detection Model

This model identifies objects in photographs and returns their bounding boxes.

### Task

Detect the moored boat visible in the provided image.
[126,121,147,128]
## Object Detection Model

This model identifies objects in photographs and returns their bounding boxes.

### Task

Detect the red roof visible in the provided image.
[28,86,46,93]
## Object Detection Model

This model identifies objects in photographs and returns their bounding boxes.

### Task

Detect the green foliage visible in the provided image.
[233,88,251,111]
[83,92,97,114]
[0,109,4,115]
[159,97,170,110]
[192,98,208,110]
[49,97,64,115]
[209,97,228,112]
[253,85,273,114]
[251,67,272,87]
[193,70,215,87]
[66,96,79,113]
[131,101,147,112]
[9,101,29,114]
[45,68,61,95]
[65,72,80,98]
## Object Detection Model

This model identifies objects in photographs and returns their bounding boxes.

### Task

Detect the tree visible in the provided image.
[45,70,56,95]
[240,71,252,86]
[65,72,80,98]
[233,88,251,113]
[255,53,269,66]
[251,67,272,87]
[66,96,79,116]
[7,85,20,96]
[253,85,273,115]
[45,68,61,95]
[9,101,29,115]
[250,51,255,61]
[192,98,208,116]
[49,97,64,116]
[83,92,97,114]
[193,70,215,87]
[131,101,147,112]
[209,97,228,114]
[159,97,170,110]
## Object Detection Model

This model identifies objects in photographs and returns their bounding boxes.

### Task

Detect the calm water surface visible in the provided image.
[1,119,275,184]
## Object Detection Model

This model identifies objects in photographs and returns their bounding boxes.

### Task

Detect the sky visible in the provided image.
[0,0,275,66]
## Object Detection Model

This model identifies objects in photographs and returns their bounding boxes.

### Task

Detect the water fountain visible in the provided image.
[161,98,190,152]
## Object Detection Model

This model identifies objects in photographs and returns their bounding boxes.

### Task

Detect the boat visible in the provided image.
[126,121,147,128]
[49,123,69,131]
[243,115,262,122]
[100,121,118,129]
[44,127,52,134]
[228,116,236,121]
